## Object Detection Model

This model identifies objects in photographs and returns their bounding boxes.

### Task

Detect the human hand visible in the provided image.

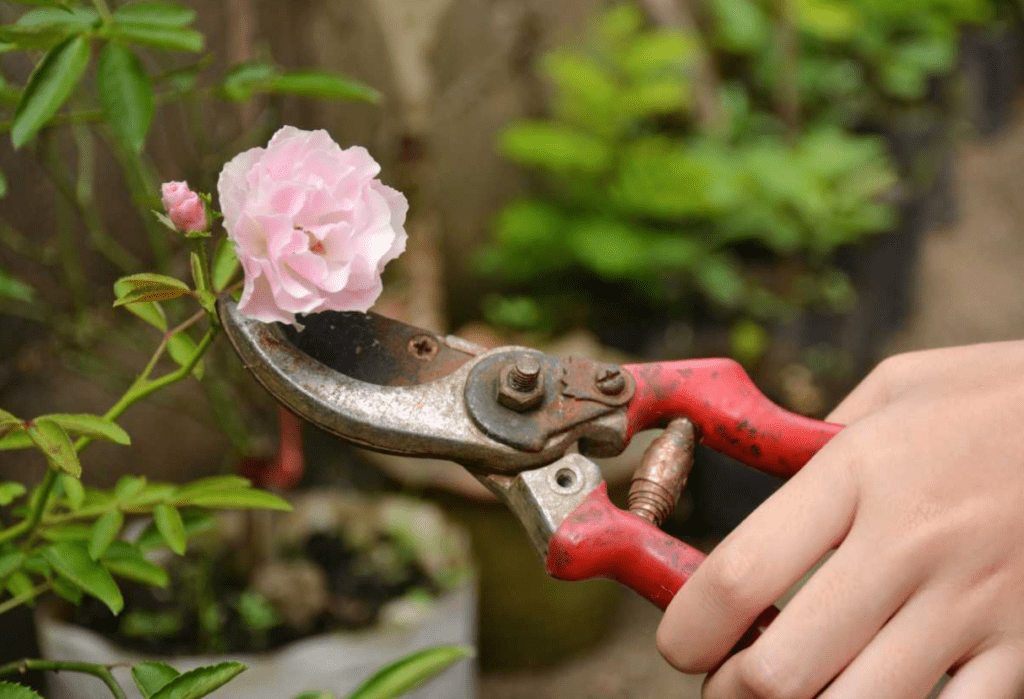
[657,341,1024,698]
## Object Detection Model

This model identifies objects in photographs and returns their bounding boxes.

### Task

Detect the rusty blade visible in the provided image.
[280,309,475,387]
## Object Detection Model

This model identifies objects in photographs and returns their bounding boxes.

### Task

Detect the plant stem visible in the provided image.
[0,470,58,546]
[0,326,218,546]
[74,326,218,454]
[42,133,140,274]
[774,0,801,136]
[0,581,52,616]
[0,659,125,699]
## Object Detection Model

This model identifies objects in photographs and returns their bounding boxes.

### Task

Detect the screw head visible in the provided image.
[595,366,626,396]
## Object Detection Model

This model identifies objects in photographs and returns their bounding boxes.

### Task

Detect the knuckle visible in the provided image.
[702,545,759,611]
[737,650,800,699]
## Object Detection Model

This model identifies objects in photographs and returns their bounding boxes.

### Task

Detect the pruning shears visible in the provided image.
[218,298,841,612]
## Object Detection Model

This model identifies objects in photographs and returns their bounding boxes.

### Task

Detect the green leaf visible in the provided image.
[113,278,167,331]
[0,269,34,302]
[500,121,612,174]
[134,508,212,550]
[0,680,44,699]
[11,35,91,149]
[173,475,250,499]
[102,541,168,587]
[51,574,82,604]
[346,646,473,699]
[4,571,34,603]
[115,475,148,504]
[125,481,176,509]
[89,510,124,560]
[265,71,379,103]
[0,482,27,506]
[152,209,179,232]
[234,591,279,632]
[132,662,182,698]
[113,273,190,307]
[121,610,184,638]
[59,473,85,509]
[110,23,203,52]
[39,523,92,542]
[292,694,335,699]
[16,7,98,30]
[0,24,69,51]
[0,170,6,200]
[153,503,186,555]
[0,552,26,580]
[149,662,245,699]
[114,2,196,28]
[0,409,18,428]
[211,237,239,290]
[38,413,131,445]
[176,488,292,511]
[220,61,277,101]
[26,418,80,477]
[43,541,124,615]
[167,331,204,380]
[0,431,31,451]
[97,42,153,154]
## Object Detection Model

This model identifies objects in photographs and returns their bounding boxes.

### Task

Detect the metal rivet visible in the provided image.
[595,366,626,396]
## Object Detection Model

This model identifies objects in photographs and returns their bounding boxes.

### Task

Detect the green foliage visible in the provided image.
[0,681,43,699]
[486,0,1004,341]
[345,646,474,699]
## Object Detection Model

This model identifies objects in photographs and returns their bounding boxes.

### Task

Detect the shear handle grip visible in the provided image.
[547,483,778,635]
[623,359,841,479]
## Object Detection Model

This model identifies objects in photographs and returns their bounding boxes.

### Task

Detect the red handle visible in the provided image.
[623,359,841,478]
[547,483,704,609]
[547,483,779,640]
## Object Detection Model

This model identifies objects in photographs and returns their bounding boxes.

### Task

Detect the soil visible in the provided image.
[69,528,440,656]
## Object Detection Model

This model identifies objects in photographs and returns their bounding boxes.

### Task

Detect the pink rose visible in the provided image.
[217,126,408,325]
[160,181,207,233]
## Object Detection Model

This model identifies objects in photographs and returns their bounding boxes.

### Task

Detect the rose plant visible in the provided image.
[0,127,469,699]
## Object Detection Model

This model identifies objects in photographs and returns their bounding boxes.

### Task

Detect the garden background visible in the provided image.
[2,0,1024,696]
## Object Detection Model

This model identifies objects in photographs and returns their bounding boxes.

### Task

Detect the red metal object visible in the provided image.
[546,483,706,610]
[548,482,783,643]
[623,359,841,478]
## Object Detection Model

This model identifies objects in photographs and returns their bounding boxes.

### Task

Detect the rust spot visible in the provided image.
[710,371,720,379]
[676,368,693,379]
[407,335,439,362]
[750,444,761,456]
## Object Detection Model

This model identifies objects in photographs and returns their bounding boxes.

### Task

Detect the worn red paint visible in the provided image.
[546,483,706,610]
[623,359,842,478]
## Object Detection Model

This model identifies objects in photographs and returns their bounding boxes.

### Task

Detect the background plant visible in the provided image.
[476,0,1004,362]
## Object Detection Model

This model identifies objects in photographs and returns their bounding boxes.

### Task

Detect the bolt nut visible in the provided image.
[497,357,546,412]
[594,365,626,396]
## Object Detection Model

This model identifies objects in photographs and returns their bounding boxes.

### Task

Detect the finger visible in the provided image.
[938,646,1024,699]
[700,535,918,699]
[820,586,971,699]
[827,341,1024,425]
[656,438,858,673]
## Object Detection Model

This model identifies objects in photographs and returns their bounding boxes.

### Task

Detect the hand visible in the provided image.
[657,341,1024,699]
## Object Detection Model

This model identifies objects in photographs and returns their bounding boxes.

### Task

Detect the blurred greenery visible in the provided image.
[478,0,1003,356]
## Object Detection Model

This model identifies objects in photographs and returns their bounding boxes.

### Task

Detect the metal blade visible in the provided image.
[281,309,475,387]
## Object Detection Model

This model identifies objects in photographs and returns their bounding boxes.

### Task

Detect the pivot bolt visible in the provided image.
[595,366,626,396]
[497,354,546,412]
[508,355,541,391]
